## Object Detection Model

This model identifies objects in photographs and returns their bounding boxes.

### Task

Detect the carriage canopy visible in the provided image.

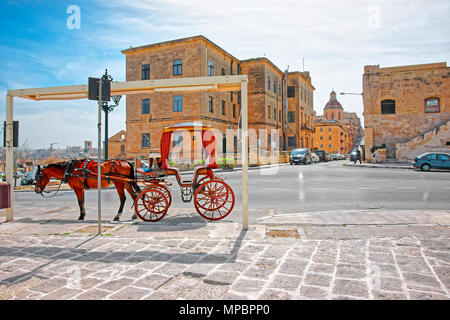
[160,122,218,169]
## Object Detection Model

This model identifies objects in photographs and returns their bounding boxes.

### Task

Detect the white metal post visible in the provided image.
[97,80,102,234]
[5,95,14,222]
[241,79,249,230]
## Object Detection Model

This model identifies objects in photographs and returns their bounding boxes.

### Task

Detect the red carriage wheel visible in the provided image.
[146,184,172,209]
[134,188,168,222]
[194,179,235,221]
[195,175,223,190]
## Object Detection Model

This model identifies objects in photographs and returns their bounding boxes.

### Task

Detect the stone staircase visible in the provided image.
[396,119,450,161]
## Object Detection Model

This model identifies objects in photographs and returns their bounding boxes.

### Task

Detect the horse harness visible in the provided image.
[67,159,132,189]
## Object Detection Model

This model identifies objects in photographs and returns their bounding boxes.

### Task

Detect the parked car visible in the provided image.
[20,172,35,186]
[313,149,327,162]
[349,150,358,162]
[290,148,312,165]
[413,152,450,171]
[311,152,320,163]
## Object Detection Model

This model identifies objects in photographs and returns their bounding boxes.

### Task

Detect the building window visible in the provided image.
[222,100,226,115]
[222,68,226,76]
[120,145,125,154]
[141,64,150,80]
[279,110,281,121]
[381,99,396,114]
[287,86,295,97]
[329,136,332,140]
[208,97,214,112]
[208,61,214,76]
[141,133,150,148]
[173,95,182,112]
[320,128,323,132]
[268,78,271,91]
[268,106,271,119]
[320,136,323,140]
[233,104,236,118]
[173,132,183,147]
[328,144,332,148]
[274,108,277,120]
[288,136,296,147]
[320,144,323,148]
[329,128,332,132]
[425,98,440,113]
[230,61,233,75]
[288,111,295,123]
[274,79,277,94]
[142,99,150,114]
[230,91,233,102]
[173,59,182,76]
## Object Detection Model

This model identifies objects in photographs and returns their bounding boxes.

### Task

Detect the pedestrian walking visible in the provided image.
[373,149,379,163]
[354,148,362,164]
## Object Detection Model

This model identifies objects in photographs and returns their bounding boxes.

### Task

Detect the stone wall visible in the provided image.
[363,62,450,160]
[396,120,450,161]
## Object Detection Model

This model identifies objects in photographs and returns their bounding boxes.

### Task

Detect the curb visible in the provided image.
[343,163,413,170]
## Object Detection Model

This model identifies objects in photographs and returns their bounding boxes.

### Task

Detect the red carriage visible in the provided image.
[133,122,235,222]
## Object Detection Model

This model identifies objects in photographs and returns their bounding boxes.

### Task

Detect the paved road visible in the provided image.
[13,161,450,223]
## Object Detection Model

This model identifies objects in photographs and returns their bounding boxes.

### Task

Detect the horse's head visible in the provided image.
[35,165,50,194]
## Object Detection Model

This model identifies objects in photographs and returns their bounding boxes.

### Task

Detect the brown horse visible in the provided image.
[35,159,140,221]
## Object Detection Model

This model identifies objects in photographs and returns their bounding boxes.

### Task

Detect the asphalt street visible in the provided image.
[13,160,450,223]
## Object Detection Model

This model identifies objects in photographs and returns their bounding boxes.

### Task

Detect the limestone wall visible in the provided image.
[396,121,450,161]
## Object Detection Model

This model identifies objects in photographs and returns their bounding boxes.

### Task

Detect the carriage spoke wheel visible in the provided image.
[195,175,223,191]
[146,184,172,209]
[194,179,235,221]
[134,188,168,222]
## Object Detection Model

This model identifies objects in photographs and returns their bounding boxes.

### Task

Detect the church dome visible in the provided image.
[324,90,343,109]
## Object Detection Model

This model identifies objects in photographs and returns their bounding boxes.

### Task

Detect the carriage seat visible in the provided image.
[162,160,217,187]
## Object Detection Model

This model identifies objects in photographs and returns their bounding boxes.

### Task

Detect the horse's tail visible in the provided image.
[127,161,141,197]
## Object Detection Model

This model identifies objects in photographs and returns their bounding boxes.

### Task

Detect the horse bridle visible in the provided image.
[35,165,64,198]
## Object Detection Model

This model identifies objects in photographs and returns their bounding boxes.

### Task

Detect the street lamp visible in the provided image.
[100,69,122,160]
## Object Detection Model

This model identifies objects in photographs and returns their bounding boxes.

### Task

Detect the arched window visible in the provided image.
[381,99,396,114]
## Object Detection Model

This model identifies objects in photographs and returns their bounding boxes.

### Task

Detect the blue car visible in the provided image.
[413,152,450,171]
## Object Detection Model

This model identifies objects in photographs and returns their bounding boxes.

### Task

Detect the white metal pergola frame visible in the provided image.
[5,75,249,229]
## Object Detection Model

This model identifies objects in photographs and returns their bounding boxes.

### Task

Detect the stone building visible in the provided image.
[363,62,450,162]
[313,91,359,154]
[286,71,316,150]
[313,120,351,154]
[113,35,316,162]
[121,36,240,161]
[107,130,127,159]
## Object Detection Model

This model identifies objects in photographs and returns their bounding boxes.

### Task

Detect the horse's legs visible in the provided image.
[125,183,138,220]
[74,187,86,220]
[113,182,126,221]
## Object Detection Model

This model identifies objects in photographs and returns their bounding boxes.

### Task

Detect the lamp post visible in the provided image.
[100,69,122,160]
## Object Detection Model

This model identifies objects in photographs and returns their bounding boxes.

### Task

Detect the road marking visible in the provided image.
[357,187,377,190]
[397,187,417,189]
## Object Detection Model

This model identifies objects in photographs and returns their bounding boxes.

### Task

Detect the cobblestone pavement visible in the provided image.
[1,210,449,300]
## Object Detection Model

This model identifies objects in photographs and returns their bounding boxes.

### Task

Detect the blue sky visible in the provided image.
[1,0,449,149]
